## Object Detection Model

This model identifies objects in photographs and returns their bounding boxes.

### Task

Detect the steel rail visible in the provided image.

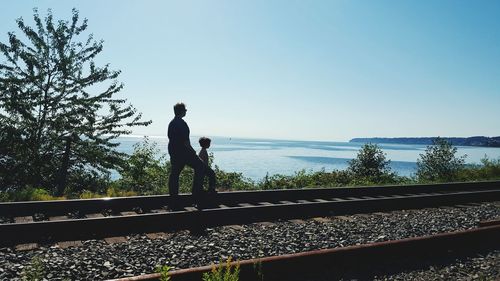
[107,224,500,281]
[1,188,499,246]
[1,180,499,217]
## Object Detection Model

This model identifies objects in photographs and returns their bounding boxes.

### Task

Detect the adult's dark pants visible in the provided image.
[168,152,205,197]
[204,165,216,191]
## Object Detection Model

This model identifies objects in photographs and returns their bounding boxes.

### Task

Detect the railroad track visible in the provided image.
[1,180,499,247]
[109,221,500,281]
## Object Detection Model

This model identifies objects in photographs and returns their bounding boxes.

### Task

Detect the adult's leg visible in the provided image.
[168,157,185,196]
[185,154,205,196]
[206,166,216,191]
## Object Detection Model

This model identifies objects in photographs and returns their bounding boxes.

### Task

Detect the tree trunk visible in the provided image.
[55,135,73,196]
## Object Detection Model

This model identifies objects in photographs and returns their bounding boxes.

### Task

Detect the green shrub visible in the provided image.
[417,138,466,182]
[30,188,62,201]
[308,169,352,187]
[0,192,8,202]
[4,187,64,201]
[214,165,254,191]
[117,137,169,194]
[347,143,396,184]
[457,157,500,181]
[66,170,111,195]
[258,170,327,190]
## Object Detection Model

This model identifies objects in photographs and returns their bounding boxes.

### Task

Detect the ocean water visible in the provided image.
[114,136,500,182]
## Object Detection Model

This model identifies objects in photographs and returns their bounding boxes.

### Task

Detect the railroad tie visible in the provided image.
[57,240,83,249]
[403,193,419,196]
[454,204,475,208]
[86,213,105,218]
[150,209,168,213]
[225,225,245,231]
[466,202,486,207]
[145,232,170,240]
[104,236,128,244]
[333,215,355,222]
[15,243,38,251]
[119,211,137,216]
[14,216,34,223]
[355,214,372,218]
[184,206,198,212]
[49,215,68,221]
[238,203,255,207]
[312,217,331,223]
[258,202,273,206]
[255,221,275,227]
[426,192,444,196]
[288,219,306,224]
[438,206,456,210]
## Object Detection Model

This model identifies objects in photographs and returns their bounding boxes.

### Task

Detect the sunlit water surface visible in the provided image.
[114,136,500,182]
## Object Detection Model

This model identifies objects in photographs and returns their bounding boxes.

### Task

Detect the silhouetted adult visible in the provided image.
[167,103,205,201]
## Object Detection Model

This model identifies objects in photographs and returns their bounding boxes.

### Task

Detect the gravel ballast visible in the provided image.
[0,202,499,280]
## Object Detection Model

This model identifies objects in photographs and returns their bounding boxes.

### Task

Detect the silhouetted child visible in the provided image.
[198,137,217,193]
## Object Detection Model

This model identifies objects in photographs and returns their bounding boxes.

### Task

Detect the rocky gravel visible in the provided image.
[0,216,12,224]
[32,213,48,222]
[0,202,498,280]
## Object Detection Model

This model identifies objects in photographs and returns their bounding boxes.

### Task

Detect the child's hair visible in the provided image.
[199,137,211,148]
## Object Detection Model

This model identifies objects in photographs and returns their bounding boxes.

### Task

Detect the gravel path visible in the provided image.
[0,202,498,280]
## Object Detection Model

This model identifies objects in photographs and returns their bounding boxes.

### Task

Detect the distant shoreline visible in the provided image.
[350,137,500,148]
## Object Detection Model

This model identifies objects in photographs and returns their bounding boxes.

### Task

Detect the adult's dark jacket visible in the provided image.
[167,116,195,158]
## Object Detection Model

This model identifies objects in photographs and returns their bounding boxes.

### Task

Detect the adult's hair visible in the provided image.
[199,137,211,148]
[173,102,186,116]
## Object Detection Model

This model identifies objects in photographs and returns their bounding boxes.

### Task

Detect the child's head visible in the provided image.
[199,137,211,149]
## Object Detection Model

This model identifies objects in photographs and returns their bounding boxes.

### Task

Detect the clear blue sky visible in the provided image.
[1,0,499,141]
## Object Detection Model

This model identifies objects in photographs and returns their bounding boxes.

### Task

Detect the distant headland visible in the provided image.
[349,136,500,147]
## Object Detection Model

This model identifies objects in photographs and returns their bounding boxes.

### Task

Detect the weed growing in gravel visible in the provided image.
[252,240,265,281]
[155,265,172,281]
[253,259,264,281]
[21,256,45,281]
[203,257,240,281]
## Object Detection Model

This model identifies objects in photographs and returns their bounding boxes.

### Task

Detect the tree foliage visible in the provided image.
[117,137,168,194]
[417,137,466,182]
[0,9,150,194]
[347,143,395,183]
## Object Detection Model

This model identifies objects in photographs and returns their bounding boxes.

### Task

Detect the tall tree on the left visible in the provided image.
[0,9,151,195]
